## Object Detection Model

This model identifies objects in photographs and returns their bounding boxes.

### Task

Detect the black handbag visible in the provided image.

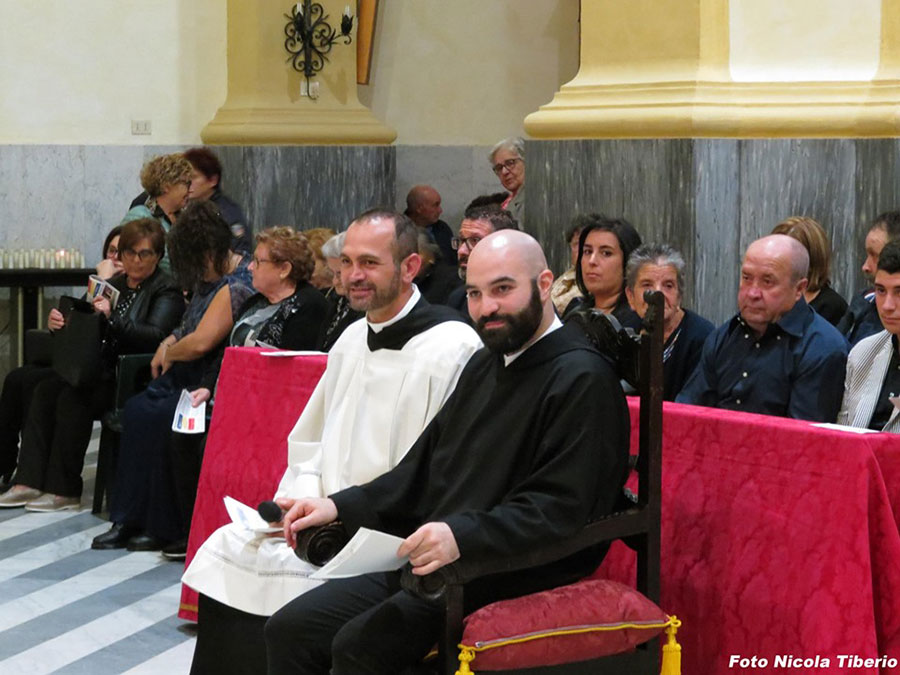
[51,296,106,388]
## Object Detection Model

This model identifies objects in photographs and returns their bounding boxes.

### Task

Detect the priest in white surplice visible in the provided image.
[183,210,481,673]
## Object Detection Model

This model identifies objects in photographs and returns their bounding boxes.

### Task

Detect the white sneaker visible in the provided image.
[24,493,80,512]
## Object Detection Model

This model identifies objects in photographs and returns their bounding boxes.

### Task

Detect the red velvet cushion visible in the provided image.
[461,579,667,670]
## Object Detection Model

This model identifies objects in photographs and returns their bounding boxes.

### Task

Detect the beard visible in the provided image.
[347,268,401,313]
[475,280,544,354]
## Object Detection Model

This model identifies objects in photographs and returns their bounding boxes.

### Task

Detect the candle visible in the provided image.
[344,5,351,17]
[295,2,302,16]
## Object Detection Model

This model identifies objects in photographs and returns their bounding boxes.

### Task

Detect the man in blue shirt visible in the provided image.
[678,234,848,422]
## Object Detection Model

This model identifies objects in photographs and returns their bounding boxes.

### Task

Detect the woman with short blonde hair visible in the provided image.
[123,154,193,234]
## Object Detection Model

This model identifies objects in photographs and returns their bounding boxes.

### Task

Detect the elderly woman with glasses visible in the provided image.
[0,218,184,510]
[624,243,714,400]
[490,137,526,227]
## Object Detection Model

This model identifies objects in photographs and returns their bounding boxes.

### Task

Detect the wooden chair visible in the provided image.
[402,290,666,675]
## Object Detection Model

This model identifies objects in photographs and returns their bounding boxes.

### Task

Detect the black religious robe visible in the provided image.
[331,322,630,602]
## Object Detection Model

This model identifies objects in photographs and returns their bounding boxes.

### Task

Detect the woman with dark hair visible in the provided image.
[0,219,184,508]
[92,201,253,550]
[183,147,251,254]
[562,214,643,330]
[96,225,125,279]
[163,226,330,560]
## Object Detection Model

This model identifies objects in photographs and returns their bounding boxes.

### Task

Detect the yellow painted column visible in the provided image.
[202,0,395,144]
[525,0,900,138]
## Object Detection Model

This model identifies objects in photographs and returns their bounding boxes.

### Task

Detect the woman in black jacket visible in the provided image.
[0,218,184,510]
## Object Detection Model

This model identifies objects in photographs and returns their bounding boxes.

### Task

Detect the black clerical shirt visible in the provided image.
[677,299,849,422]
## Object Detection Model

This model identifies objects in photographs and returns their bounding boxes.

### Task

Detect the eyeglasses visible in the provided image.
[491,157,522,175]
[122,248,158,261]
[107,246,119,257]
[252,256,280,266]
[451,236,482,251]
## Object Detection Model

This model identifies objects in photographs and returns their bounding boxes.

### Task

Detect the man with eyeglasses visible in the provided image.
[490,136,526,227]
[445,204,519,320]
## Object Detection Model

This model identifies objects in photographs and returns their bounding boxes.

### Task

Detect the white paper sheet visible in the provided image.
[811,422,880,434]
[223,496,282,534]
[310,527,408,579]
[171,389,206,434]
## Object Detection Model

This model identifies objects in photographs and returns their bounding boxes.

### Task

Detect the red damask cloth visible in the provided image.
[178,347,327,621]
[596,400,900,675]
[178,355,900,675]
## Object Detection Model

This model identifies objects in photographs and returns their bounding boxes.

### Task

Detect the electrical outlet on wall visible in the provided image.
[131,120,152,135]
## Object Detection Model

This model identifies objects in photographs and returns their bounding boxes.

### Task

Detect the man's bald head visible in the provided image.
[738,234,810,336]
[468,230,548,279]
[465,231,555,354]
[746,234,809,283]
[405,185,442,227]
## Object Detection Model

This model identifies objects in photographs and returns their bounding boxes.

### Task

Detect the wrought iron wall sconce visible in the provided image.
[284,1,354,99]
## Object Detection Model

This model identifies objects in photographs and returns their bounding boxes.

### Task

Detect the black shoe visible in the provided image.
[92,523,139,550]
[161,539,188,561]
[126,533,166,552]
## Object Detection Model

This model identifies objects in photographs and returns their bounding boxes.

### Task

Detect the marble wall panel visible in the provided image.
[738,139,857,298]
[526,140,695,284]
[0,145,145,263]
[693,140,741,323]
[82,145,147,254]
[232,146,395,232]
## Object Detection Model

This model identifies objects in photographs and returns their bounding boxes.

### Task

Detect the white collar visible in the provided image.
[503,316,563,367]
[367,285,421,333]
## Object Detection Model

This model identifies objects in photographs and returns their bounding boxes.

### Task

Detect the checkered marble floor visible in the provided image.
[0,428,196,674]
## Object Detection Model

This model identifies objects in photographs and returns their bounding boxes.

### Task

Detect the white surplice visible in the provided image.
[183,292,481,616]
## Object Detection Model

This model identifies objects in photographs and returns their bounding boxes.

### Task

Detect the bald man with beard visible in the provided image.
[265,230,630,675]
[678,234,848,421]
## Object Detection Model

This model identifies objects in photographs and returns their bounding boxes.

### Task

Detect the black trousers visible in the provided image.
[265,571,444,675]
[191,593,268,675]
[16,373,111,497]
[0,365,59,477]
[109,368,187,542]
[170,430,206,536]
